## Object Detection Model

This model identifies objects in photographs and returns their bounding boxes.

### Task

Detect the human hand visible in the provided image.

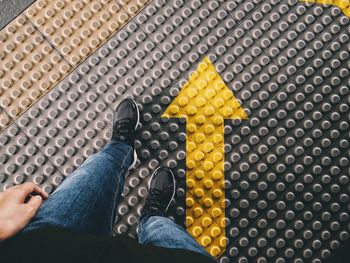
[0,182,48,242]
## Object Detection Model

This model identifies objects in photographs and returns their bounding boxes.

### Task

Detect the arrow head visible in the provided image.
[162,57,248,121]
[299,0,350,18]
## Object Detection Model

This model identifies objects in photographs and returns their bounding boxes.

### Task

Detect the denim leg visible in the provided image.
[22,141,133,236]
[138,216,213,258]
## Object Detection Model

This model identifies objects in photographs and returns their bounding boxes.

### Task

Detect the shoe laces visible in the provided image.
[112,119,134,139]
[143,187,171,214]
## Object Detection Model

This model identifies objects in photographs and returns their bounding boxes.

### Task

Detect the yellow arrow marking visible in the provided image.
[300,0,350,17]
[162,57,248,257]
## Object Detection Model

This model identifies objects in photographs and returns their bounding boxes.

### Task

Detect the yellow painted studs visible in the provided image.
[300,0,350,17]
[163,56,248,257]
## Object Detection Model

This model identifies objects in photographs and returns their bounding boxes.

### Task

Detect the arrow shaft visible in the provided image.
[163,56,248,257]
[185,121,226,257]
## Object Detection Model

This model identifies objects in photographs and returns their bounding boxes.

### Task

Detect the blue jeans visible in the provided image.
[22,141,210,257]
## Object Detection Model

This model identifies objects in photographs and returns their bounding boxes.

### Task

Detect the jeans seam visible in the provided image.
[108,147,133,235]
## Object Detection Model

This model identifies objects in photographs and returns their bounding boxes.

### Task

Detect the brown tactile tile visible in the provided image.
[0,14,72,119]
[117,0,152,17]
[25,0,131,66]
[0,107,12,133]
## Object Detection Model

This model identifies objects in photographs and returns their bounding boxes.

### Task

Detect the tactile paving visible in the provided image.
[221,26,350,262]
[221,143,280,262]
[115,153,187,234]
[186,196,228,257]
[0,108,12,133]
[301,0,350,18]
[134,0,239,73]
[77,21,190,232]
[16,72,113,176]
[77,21,181,109]
[162,56,248,256]
[243,0,350,80]
[117,0,152,17]
[25,0,130,66]
[0,0,24,30]
[0,0,349,261]
[205,24,289,116]
[219,0,267,21]
[0,14,72,119]
[0,123,64,194]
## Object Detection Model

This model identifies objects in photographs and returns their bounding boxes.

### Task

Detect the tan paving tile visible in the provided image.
[117,0,152,17]
[0,14,72,119]
[0,107,12,133]
[25,0,130,66]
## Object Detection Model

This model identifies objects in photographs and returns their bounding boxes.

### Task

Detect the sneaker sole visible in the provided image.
[148,166,176,213]
[128,99,140,171]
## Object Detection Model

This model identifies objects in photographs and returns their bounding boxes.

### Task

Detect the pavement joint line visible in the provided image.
[20,1,132,71]
[0,14,74,122]
[13,0,347,139]
[123,0,271,129]
[3,43,75,175]
[13,68,120,178]
[15,0,156,121]
[1,0,266,137]
[0,16,72,133]
[10,66,109,178]
[6,122,65,185]
[13,114,68,177]
[2,3,347,151]
[73,22,160,115]
[18,3,133,123]
[0,105,16,128]
[118,0,154,18]
[74,0,268,130]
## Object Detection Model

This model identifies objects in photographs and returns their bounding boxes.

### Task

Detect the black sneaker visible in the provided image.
[112,98,139,170]
[141,166,176,218]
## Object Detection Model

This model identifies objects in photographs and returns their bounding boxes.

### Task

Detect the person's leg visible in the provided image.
[138,215,211,257]
[22,140,133,236]
[21,98,139,236]
[137,166,212,258]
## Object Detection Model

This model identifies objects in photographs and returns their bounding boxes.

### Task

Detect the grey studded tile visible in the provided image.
[0,123,64,194]
[207,25,289,117]
[77,21,180,110]
[135,0,238,73]
[16,72,113,176]
[219,0,267,22]
[241,0,350,80]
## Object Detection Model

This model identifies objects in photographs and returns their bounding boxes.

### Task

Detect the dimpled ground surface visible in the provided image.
[0,0,349,262]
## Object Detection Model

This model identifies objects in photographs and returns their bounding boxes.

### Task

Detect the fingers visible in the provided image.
[26,195,43,213]
[27,183,49,199]
[9,182,48,202]
[21,195,43,224]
